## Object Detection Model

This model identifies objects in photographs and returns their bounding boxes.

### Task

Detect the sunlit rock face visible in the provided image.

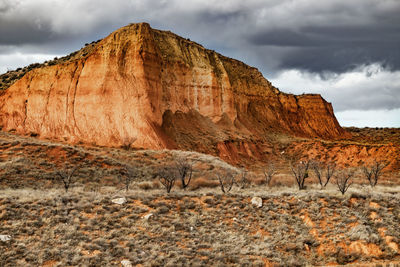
[0,23,348,152]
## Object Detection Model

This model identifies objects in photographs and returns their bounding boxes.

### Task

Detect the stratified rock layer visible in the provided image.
[0,23,348,153]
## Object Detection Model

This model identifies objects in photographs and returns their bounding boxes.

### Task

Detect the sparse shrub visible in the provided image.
[157,165,177,193]
[217,170,236,194]
[362,160,389,187]
[263,163,276,186]
[311,160,335,188]
[174,156,193,190]
[290,160,311,190]
[335,170,354,195]
[237,168,250,189]
[120,164,138,192]
[56,165,80,192]
[121,136,137,150]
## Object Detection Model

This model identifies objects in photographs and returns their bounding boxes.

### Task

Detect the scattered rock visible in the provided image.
[251,197,263,208]
[0,235,11,241]
[121,259,132,267]
[143,213,153,220]
[111,197,126,205]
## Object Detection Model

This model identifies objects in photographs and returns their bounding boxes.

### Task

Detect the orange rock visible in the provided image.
[0,23,348,152]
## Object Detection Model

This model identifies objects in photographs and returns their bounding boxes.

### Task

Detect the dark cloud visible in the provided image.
[0,19,54,45]
[1,0,399,75]
[249,23,400,73]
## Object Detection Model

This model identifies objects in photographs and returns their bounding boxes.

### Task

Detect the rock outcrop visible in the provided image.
[0,23,348,154]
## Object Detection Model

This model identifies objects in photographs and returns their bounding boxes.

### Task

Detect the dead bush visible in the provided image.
[120,164,138,192]
[290,160,311,190]
[311,160,335,188]
[263,163,276,186]
[237,168,250,189]
[362,160,389,187]
[174,156,194,190]
[120,136,137,150]
[336,170,354,195]
[157,165,177,193]
[56,165,80,193]
[217,170,236,194]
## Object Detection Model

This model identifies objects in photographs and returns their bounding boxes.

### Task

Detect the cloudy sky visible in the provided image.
[1,0,399,127]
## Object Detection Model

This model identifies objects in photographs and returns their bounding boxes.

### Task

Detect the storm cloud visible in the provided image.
[0,0,399,126]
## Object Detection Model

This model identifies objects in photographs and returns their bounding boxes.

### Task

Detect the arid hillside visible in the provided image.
[0,126,400,266]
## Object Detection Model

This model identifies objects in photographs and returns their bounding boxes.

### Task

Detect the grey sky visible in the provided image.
[0,0,399,127]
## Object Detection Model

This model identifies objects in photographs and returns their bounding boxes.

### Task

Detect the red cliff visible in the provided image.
[0,23,348,153]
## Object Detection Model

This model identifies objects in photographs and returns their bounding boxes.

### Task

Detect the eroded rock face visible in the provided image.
[0,23,348,152]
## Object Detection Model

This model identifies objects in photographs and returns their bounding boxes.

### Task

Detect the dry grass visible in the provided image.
[1,131,400,265]
[1,186,400,266]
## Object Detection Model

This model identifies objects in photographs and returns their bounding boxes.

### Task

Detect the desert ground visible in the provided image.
[1,129,399,266]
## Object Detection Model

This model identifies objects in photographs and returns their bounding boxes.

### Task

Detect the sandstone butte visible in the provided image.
[0,22,350,160]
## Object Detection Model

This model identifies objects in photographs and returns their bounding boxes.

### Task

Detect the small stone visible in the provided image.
[143,213,153,220]
[251,197,263,208]
[0,235,11,242]
[111,197,126,205]
[121,259,132,267]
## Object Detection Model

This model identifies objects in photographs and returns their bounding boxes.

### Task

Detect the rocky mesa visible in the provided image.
[0,22,348,153]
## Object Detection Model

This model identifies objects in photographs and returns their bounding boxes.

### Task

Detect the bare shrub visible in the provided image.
[157,165,177,193]
[311,161,335,188]
[57,165,79,193]
[290,160,311,190]
[120,164,138,192]
[175,156,194,190]
[121,136,137,150]
[237,168,250,189]
[362,160,389,187]
[217,170,236,194]
[263,163,276,186]
[336,170,354,195]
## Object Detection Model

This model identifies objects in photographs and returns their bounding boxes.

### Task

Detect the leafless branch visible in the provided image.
[362,160,389,187]
[217,170,236,194]
[336,170,354,195]
[175,156,194,190]
[157,165,177,193]
[290,160,311,190]
[57,165,79,193]
[120,164,138,192]
[263,163,276,186]
[311,161,335,188]
[237,168,250,189]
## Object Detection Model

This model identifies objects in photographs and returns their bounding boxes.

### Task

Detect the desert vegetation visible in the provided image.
[290,159,311,190]
[0,131,399,266]
[363,160,389,187]
[311,160,335,188]
[335,169,354,195]
[56,164,80,193]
